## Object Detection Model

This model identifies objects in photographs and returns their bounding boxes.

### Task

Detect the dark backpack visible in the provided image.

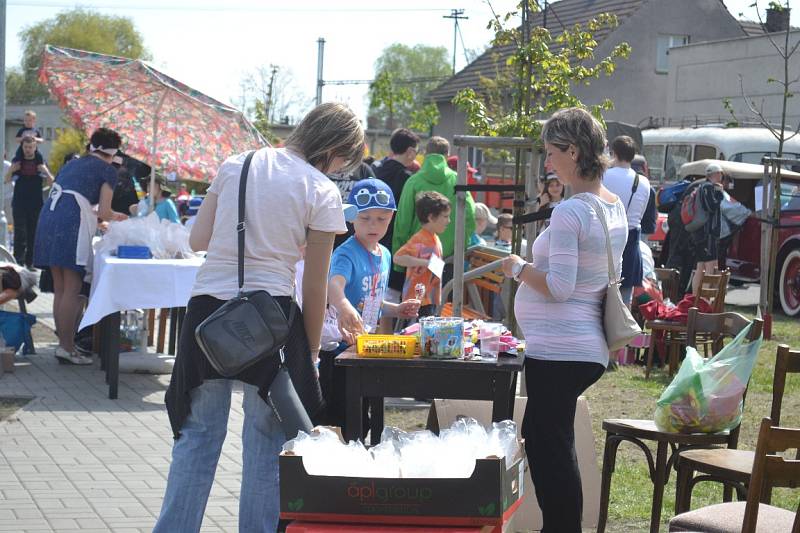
[680,182,708,232]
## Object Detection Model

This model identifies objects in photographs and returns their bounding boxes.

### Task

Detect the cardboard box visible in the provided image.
[286,520,508,532]
[280,444,525,527]
[428,397,600,532]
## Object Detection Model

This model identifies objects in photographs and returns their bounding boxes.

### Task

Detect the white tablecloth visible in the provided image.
[79,253,204,329]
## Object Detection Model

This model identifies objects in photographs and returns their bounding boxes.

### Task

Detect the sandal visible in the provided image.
[54,347,93,366]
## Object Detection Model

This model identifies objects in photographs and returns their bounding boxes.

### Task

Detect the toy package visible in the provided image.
[654,322,762,433]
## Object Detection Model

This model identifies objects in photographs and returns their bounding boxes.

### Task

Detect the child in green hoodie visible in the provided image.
[392,136,476,272]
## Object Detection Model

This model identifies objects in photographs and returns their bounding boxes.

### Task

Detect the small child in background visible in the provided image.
[494,213,513,251]
[13,110,44,163]
[393,191,450,317]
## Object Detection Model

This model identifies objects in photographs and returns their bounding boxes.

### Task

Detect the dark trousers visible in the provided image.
[523,358,605,533]
[12,204,41,267]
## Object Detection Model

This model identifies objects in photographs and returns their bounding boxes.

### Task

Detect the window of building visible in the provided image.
[656,35,689,74]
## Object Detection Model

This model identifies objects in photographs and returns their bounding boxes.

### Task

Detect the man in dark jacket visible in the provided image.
[371,128,419,294]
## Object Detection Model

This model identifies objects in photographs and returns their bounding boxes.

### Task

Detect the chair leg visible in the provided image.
[649,441,669,533]
[674,460,694,514]
[147,309,155,346]
[597,433,621,533]
[645,332,657,379]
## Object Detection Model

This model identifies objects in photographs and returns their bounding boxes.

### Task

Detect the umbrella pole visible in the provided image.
[149,91,168,212]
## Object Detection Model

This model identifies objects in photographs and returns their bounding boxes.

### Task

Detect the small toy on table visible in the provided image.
[420,317,464,359]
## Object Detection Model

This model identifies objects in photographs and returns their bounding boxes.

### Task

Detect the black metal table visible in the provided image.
[336,348,524,445]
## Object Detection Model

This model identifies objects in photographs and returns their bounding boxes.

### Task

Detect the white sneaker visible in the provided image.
[54,347,93,365]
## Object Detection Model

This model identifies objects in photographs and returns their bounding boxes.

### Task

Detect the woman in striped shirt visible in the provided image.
[502,108,627,533]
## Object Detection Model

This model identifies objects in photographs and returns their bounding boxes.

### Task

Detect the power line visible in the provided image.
[8,1,454,13]
[323,76,449,86]
[443,8,468,74]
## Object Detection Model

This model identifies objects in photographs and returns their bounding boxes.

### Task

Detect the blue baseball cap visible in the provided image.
[344,178,396,220]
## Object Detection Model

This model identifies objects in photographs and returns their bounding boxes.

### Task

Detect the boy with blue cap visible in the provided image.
[320,177,420,427]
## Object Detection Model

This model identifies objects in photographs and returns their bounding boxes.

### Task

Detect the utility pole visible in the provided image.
[316,38,325,106]
[443,9,468,74]
[0,0,8,246]
[265,64,278,124]
[543,0,548,29]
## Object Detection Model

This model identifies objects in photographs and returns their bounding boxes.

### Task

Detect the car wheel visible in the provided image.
[779,248,800,317]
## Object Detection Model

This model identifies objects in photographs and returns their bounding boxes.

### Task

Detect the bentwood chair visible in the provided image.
[675,344,800,514]
[598,309,762,533]
[669,418,800,533]
[645,270,730,379]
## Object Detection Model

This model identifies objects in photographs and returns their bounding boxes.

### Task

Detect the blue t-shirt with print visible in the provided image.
[329,236,392,327]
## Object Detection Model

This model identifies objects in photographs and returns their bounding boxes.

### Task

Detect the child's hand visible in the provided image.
[397,299,421,319]
[337,303,365,345]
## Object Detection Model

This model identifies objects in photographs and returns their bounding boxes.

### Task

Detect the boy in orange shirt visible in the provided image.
[393,191,450,317]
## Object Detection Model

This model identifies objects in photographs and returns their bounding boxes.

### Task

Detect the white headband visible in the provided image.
[90,144,119,156]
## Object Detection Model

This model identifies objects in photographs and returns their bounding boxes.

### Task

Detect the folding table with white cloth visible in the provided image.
[79,252,203,398]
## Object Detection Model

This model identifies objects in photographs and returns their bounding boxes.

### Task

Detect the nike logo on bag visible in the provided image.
[221,319,257,352]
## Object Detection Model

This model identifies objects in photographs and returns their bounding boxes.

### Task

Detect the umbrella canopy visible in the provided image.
[39,45,266,183]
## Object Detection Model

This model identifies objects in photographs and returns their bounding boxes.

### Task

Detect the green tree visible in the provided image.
[6,8,148,104]
[453,6,631,141]
[48,128,86,175]
[368,44,450,130]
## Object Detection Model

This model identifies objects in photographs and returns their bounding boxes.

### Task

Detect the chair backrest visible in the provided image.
[697,269,730,313]
[741,418,800,533]
[771,344,800,426]
[466,249,505,295]
[685,307,762,354]
[654,268,681,302]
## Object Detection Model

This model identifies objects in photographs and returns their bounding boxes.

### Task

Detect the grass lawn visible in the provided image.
[583,302,800,531]
[386,303,799,531]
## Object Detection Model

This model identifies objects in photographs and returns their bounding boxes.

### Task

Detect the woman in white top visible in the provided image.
[502,108,627,533]
[154,103,365,533]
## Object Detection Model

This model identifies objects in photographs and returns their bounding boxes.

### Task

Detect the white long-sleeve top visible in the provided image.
[514,193,628,367]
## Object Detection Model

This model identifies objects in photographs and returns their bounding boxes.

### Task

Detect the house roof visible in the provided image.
[738,19,767,36]
[428,0,648,102]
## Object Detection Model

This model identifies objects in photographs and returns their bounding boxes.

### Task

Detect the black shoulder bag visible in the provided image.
[195,151,296,377]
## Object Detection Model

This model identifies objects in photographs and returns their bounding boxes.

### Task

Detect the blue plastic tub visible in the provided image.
[117,245,152,259]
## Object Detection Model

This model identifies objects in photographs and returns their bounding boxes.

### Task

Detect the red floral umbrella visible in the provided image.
[39,45,266,184]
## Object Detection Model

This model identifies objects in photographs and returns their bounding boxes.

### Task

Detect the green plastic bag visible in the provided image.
[654,322,762,433]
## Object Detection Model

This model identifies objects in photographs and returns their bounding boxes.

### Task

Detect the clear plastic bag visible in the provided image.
[95,213,194,259]
[654,322,762,433]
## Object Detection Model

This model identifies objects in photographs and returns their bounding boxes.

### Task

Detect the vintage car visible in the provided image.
[666,160,800,316]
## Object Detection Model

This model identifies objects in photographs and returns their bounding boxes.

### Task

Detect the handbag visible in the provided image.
[194,150,296,377]
[575,194,642,351]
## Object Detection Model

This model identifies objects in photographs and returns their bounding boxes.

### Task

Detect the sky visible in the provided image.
[4,0,798,123]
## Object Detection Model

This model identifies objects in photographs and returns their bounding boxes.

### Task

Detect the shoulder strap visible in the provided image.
[573,194,616,284]
[237,151,256,294]
[626,173,640,210]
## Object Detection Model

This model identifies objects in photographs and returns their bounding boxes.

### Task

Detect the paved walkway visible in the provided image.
[0,338,244,532]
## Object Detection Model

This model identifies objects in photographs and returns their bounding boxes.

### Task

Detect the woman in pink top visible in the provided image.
[502,108,627,533]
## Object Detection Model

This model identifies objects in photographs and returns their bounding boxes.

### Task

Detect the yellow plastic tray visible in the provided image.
[356,334,418,358]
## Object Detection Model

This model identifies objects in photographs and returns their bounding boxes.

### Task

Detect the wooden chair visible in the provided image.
[438,249,505,320]
[675,344,800,514]
[655,267,681,303]
[669,418,800,533]
[597,310,763,533]
[645,270,731,378]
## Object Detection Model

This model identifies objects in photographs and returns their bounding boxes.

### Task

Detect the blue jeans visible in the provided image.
[153,379,284,533]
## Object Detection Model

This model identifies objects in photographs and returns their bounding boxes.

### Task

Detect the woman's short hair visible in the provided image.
[89,128,122,151]
[285,102,365,175]
[542,108,608,181]
[425,136,450,156]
